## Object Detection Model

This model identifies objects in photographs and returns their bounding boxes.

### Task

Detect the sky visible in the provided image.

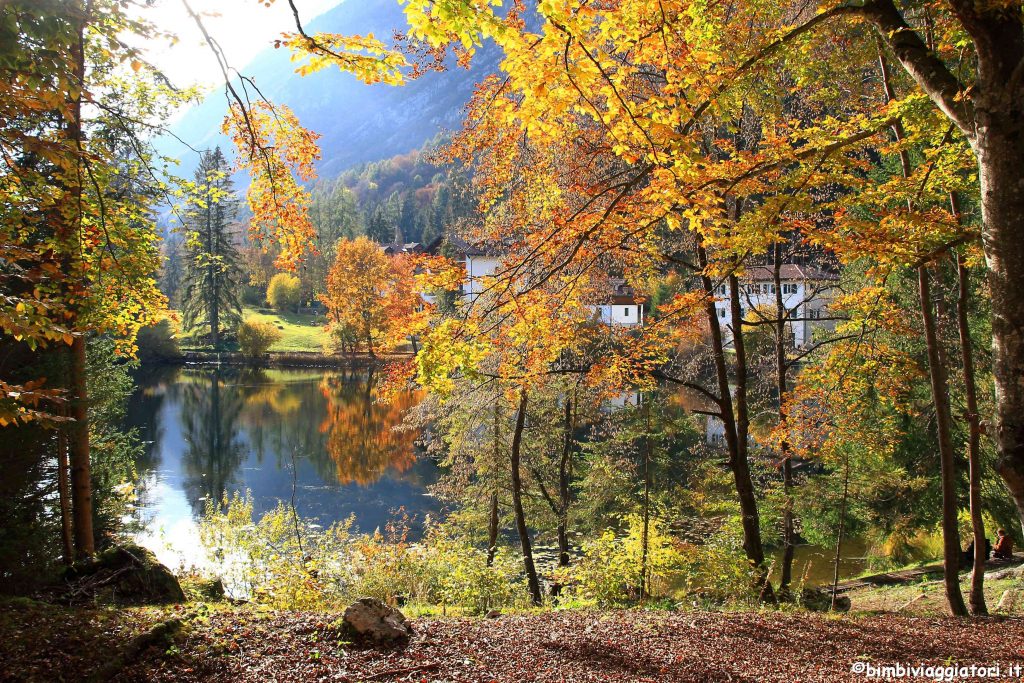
[133,0,340,90]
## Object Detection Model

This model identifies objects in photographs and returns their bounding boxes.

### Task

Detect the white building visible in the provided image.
[592,278,645,327]
[712,264,837,348]
[435,236,645,327]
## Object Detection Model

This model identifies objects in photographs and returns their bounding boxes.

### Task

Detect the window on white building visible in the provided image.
[782,283,798,295]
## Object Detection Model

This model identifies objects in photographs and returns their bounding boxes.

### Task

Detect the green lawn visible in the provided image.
[240,307,331,353]
[176,307,331,354]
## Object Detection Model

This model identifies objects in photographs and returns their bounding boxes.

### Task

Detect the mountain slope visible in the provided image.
[165,0,497,177]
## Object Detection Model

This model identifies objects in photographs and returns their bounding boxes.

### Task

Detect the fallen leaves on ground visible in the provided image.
[2,601,1023,682]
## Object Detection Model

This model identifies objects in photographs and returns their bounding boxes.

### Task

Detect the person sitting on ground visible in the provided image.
[962,537,992,568]
[993,529,1014,560]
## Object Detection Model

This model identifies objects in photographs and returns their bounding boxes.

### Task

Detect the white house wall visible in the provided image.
[462,255,499,299]
[592,303,643,326]
[713,280,831,347]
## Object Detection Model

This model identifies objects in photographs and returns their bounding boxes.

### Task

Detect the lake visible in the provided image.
[124,366,438,569]
[124,365,879,585]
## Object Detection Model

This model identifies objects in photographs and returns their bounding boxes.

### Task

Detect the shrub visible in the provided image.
[135,317,181,362]
[200,493,354,609]
[237,320,281,359]
[419,532,529,614]
[557,515,755,607]
[199,497,531,613]
[266,272,301,312]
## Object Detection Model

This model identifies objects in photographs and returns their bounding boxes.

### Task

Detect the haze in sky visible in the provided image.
[135,0,339,90]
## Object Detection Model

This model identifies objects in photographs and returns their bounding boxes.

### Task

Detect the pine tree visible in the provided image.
[366,205,394,243]
[180,148,244,349]
[160,234,185,308]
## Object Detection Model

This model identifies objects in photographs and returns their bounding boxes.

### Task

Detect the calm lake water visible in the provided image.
[124,366,437,569]
[124,365,876,584]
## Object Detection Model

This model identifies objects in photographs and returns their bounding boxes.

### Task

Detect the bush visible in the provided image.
[560,515,689,606]
[266,273,301,312]
[135,317,181,362]
[557,515,755,608]
[237,320,281,359]
[199,495,531,613]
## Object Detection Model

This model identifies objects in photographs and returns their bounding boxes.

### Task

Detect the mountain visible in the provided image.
[163,0,498,178]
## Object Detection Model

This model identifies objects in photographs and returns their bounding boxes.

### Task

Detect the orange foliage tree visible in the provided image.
[321,237,426,356]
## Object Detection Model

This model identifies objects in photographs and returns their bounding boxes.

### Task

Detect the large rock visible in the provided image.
[986,565,1024,581]
[341,598,413,645]
[65,544,185,605]
[995,589,1019,613]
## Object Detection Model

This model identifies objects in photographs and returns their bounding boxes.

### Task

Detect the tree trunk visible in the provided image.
[695,244,770,598]
[556,396,572,569]
[69,336,93,559]
[640,395,652,601]
[878,48,967,616]
[918,266,969,616]
[727,273,769,588]
[488,399,501,566]
[975,123,1024,532]
[487,491,499,567]
[57,400,73,566]
[67,18,93,561]
[773,249,796,594]
[510,389,542,605]
[954,235,988,616]
[831,453,850,611]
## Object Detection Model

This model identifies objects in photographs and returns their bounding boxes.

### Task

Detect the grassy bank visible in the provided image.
[844,571,1023,615]
[239,307,331,353]
[177,307,331,354]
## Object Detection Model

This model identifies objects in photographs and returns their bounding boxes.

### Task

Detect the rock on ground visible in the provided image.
[64,544,185,605]
[340,597,412,645]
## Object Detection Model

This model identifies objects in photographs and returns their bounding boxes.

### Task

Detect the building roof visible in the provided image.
[743,264,839,282]
[604,277,646,304]
[426,234,506,257]
[380,242,426,255]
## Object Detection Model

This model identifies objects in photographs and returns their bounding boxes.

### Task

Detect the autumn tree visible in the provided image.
[267,272,302,313]
[362,0,1024,535]
[1,0,178,558]
[321,237,425,356]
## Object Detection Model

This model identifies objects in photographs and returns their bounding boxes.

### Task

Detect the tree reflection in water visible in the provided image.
[174,367,422,496]
[126,366,434,539]
[178,368,246,514]
[318,369,421,486]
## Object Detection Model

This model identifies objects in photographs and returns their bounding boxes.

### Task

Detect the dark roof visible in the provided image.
[604,277,646,304]
[380,242,425,255]
[743,264,839,282]
[426,234,506,257]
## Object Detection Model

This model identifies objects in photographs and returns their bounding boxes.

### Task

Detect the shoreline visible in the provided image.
[145,350,414,369]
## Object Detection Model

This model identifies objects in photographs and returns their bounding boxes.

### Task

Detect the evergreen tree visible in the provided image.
[398,191,417,243]
[366,205,395,243]
[180,148,244,349]
[159,234,185,308]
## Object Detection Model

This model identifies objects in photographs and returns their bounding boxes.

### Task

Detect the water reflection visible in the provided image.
[179,370,246,514]
[318,371,420,486]
[125,366,437,566]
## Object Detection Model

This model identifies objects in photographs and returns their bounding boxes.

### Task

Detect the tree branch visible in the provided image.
[861,0,975,135]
